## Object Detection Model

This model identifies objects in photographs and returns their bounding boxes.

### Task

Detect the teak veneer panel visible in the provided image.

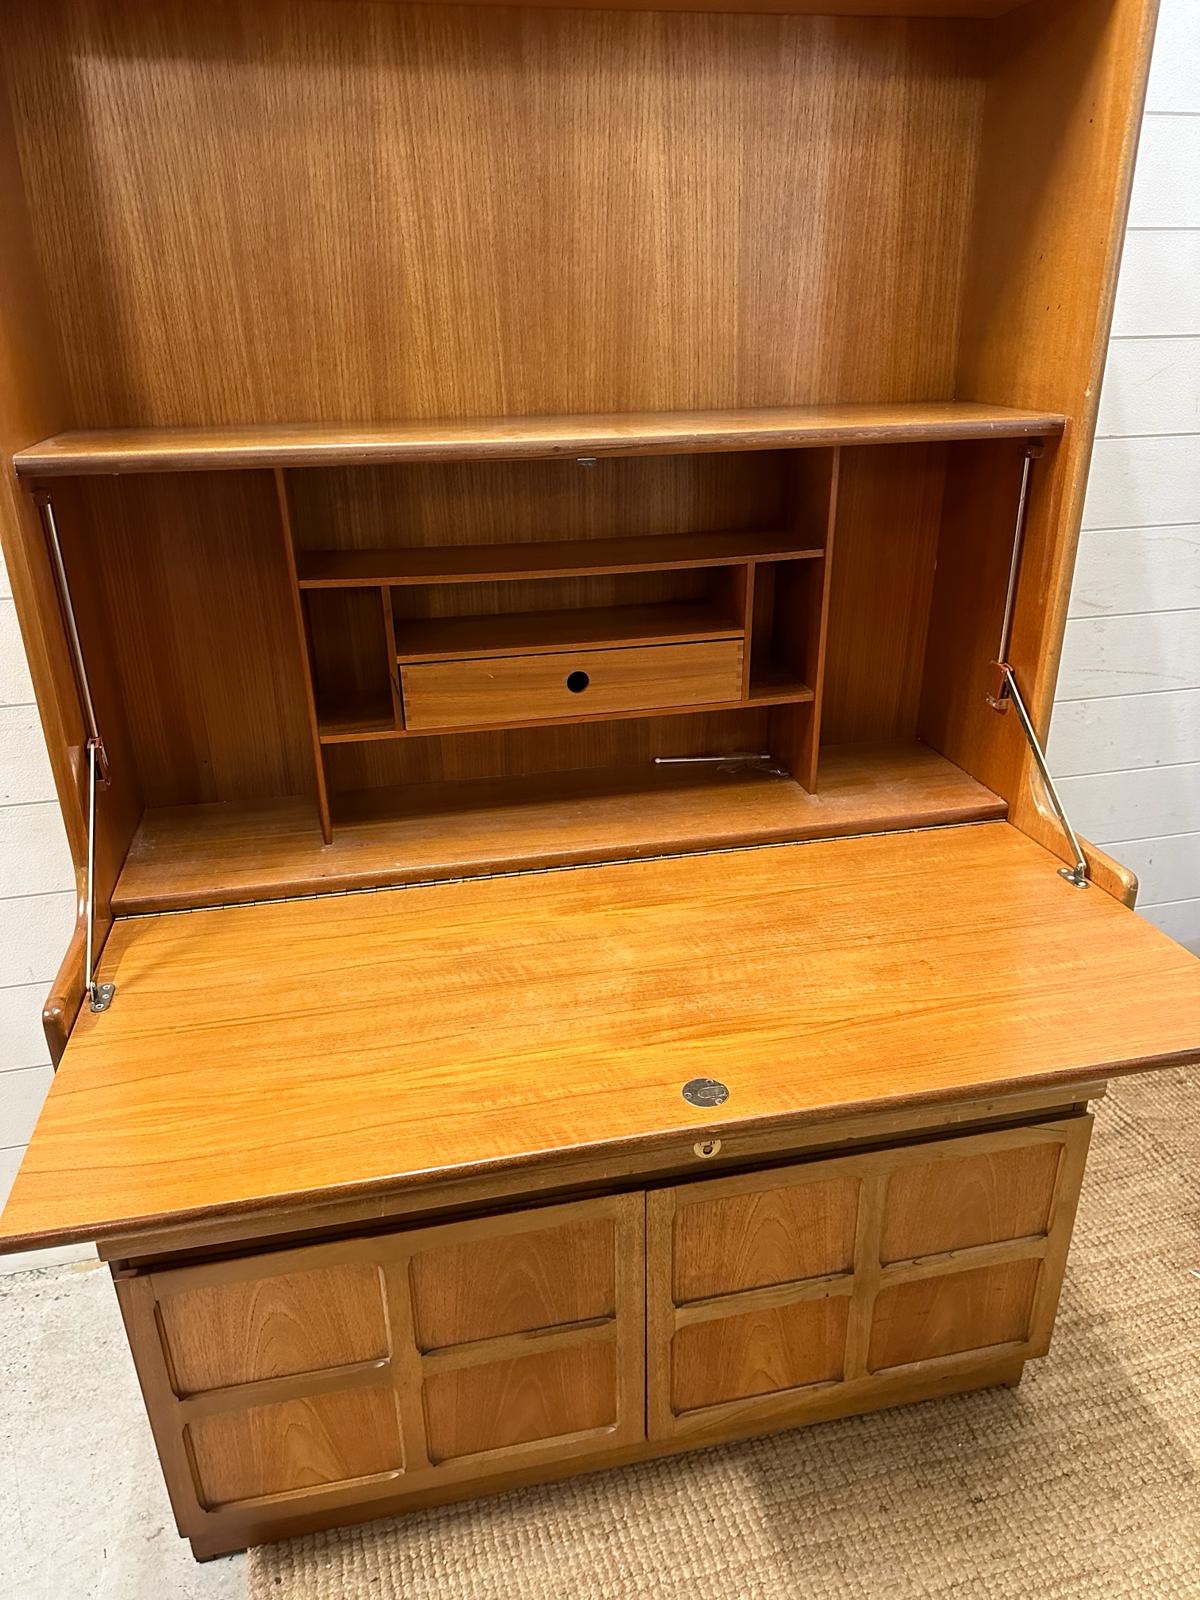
[424,1343,617,1462]
[867,1258,1041,1371]
[158,1264,389,1395]
[410,1218,616,1350]
[878,1139,1061,1262]
[15,406,1065,477]
[3,823,1198,1252]
[672,1175,859,1301]
[110,745,1006,914]
[671,1297,850,1412]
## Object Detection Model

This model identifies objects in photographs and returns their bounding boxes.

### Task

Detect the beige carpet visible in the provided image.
[249,1068,1200,1599]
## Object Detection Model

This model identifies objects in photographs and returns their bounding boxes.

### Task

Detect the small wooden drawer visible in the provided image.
[400,637,743,730]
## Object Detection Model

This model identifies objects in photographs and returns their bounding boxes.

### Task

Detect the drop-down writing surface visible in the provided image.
[1,822,1197,1253]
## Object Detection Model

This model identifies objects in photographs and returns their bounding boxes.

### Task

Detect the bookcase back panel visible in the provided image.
[289,455,789,553]
[324,708,772,791]
[9,0,982,429]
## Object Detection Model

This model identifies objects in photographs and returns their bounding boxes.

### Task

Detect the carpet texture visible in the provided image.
[248,1068,1199,1599]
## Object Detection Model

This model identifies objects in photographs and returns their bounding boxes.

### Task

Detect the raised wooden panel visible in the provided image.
[424,1342,617,1463]
[672,1175,858,1302]
[671,1297,848,1413]
[158,1264,388,1395]
[868,1259,1041,1371]
[411,1217,615,1350]
[116,1193,646,1547]
[879,1140,1062,1264]
[647,1117,1093,1443]
[186,1386,403,1506]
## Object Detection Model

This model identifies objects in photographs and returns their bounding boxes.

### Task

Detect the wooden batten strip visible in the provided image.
[878,1232,1050,1286]
[176,1359,392,1421]
[420,1317,616,1376]
[673,1271,855,1329]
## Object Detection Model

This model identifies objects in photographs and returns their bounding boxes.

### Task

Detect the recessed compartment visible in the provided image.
[0,0,1116,917]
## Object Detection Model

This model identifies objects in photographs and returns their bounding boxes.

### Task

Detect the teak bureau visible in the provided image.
[2,0,1198,1563]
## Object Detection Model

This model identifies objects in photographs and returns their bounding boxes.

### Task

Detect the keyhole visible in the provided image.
[566,670,590,694]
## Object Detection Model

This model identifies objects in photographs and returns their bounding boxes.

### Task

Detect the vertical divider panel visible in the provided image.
[380,588,405,730]
[379,1257,432,1470]
[645,1186,678,1442]
[842,1172,886,1380]
[769,447,841,791]
[273,467,333,842]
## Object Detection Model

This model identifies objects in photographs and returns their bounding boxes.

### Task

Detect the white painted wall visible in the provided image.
[1048,0,1200,959]
[0,2,1196,1269]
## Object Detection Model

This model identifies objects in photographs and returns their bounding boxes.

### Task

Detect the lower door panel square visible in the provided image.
[671,1297,849,1413]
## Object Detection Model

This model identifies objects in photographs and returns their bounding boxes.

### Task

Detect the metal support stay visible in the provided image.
[85,735,115,1012]
[35,492,116,1011]
[991,664,1089,889]
[985,445,1089,890]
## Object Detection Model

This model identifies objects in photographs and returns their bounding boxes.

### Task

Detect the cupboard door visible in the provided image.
[647,1117,1091,1442]
[117,1192,644,1545]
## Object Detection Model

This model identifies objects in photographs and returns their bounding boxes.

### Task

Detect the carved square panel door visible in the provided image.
[118,1192,645,1549]
[646,1118,1092,1443]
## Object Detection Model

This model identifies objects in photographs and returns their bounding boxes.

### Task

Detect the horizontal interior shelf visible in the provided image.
[315,701,397,742]
[394,601,740,662]
[110,743,1007,915]
[318,672,812,745]
[298,530,820,587]
[14,401,1066,477]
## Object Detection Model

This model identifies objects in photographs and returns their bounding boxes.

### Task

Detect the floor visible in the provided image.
[0,1261,244,1600]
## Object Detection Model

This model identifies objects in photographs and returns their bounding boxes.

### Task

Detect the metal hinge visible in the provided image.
[986,447,1089,890]
[34,490,117,1010]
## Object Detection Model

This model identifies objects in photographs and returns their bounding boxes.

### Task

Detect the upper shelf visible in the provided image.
[13,402,1067,477]
[298,528,820,587]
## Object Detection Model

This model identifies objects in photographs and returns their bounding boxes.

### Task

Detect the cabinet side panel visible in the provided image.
[942,0,1158,888]
[0,58,142,1054]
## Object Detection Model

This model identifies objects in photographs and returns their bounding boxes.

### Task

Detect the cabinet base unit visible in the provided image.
[113,1105,1090,1559]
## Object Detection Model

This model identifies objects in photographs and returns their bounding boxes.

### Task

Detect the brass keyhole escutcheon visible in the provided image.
[694,1138,722,1159]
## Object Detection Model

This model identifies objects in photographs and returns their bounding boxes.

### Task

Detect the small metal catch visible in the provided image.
[693,1138,722,1159]
[683,1077,729,1108]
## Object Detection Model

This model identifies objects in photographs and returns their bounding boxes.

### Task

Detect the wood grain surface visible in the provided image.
[15,406,1065,476]
[2,822,1197,1252]
[110,744,1007,914]
[400,639,745,731]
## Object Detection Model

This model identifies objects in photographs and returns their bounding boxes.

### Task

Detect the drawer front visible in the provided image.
[647,1116,1092,1441]
[117,1193,644,1543]
[400,637,743,730]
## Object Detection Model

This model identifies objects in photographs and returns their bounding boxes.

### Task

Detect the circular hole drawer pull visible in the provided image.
[566,669,590,694]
